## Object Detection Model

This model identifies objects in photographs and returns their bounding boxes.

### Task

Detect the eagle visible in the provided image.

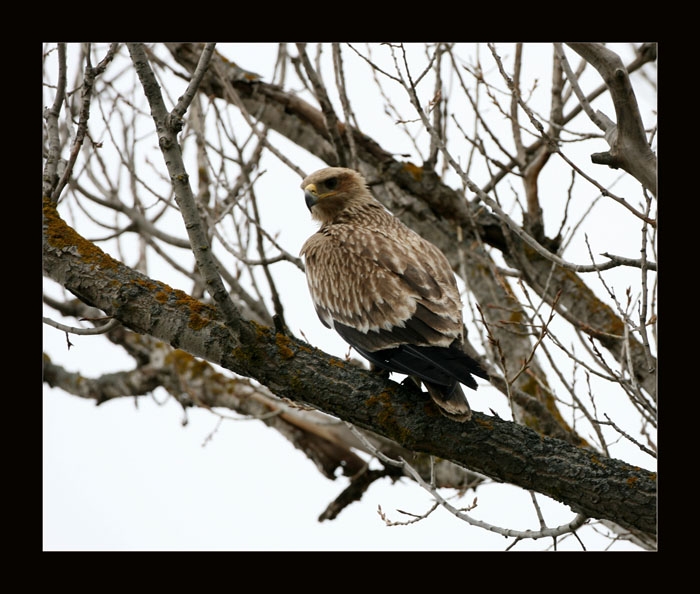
[300,167,488,422]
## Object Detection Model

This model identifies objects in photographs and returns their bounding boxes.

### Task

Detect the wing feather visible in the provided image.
[301,220,463,353]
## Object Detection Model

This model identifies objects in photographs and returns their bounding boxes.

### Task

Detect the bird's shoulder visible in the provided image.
[302,209,434,264]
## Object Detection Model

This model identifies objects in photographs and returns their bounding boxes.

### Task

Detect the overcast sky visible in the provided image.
[43,42,655,551]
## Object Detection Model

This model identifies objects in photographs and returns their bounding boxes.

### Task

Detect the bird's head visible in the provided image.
[301,167,374,224]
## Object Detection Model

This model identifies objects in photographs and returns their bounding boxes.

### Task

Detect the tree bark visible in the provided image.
[43,198,657,537]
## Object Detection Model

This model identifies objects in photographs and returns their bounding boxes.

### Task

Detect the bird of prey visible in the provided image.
[299,166,488,422]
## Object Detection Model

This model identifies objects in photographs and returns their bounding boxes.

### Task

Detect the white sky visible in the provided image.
[43,43,656,551]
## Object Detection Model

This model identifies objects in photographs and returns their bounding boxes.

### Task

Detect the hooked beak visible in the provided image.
[304,183,319,211]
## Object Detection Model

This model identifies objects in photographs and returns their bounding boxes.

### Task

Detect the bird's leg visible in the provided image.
[369,362,391,380]
[400,375,425,394]
[272,314,289,335]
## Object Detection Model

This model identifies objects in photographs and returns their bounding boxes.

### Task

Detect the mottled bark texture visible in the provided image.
[43,201,656,536]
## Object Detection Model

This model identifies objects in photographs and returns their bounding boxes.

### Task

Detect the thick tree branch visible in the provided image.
[42,199,656,536]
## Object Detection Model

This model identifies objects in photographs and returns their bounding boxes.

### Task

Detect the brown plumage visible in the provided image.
[299,167,488,421]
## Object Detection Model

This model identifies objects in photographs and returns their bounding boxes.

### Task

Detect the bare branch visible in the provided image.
[42,315,120,336]
[126,42,246,340]
[566,43,657,196]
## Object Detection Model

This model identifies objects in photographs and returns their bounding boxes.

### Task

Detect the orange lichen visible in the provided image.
[590,454,605,467]
[474,417,494,430]
[402,162,424,181]
[43,197,119,272]
[275,333,295,359]
[365,388,412,443]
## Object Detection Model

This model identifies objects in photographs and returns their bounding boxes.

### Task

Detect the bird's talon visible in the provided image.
[400,376,423,393]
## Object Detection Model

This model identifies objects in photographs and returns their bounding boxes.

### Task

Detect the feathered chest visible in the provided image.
[300,212,463,346]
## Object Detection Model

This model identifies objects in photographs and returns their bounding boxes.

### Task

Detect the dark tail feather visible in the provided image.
[352,342,484,422]
[425,381,472,422]
[401,344,488,389]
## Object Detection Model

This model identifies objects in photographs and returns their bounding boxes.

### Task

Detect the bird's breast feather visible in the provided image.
[302,224,462,343]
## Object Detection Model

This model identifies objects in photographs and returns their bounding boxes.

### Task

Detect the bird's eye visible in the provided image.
[325,177,338,190]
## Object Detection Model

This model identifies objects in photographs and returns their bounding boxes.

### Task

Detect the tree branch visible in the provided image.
[42,199,656,536]
[566,43,657,196]
[126,42,247,342]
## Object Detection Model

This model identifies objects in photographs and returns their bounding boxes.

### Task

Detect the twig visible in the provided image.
[43,315,120,335]
[127,42,245,339]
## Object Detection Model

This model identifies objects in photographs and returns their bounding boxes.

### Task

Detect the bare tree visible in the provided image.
[42,42,657,550]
